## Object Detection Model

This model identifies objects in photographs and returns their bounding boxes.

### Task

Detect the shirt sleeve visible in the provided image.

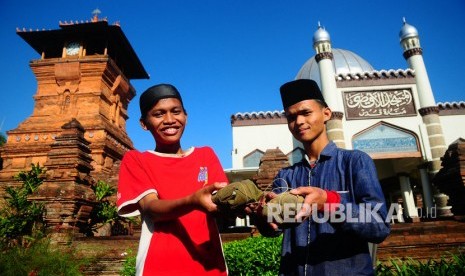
[117,151,157,217]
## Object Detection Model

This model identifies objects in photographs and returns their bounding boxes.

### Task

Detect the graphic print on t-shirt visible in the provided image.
[198,166,208,186]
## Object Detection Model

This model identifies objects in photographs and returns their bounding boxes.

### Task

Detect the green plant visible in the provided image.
[0,163,45,248]
[0,132,6,146]
[92,180,118,224]
[86,180,135,236]
[0,238,91,276]
[120,251,136,276]
[94,180,117,202]
[84,180,118,236]
[375,253,465,275]
[223,235,282,276]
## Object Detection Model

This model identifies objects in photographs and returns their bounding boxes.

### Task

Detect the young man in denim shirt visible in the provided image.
[250,79,390,275]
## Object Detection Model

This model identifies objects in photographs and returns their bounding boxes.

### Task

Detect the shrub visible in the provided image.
[118,234,282,275]
[223,235,282,276]
[0,164,45,248]
[0,164,95,275]
[85,180,135,236]
[91,180,119,224]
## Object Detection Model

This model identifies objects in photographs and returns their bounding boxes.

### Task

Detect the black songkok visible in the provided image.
[139,83,184,119]
[279,79,327,109]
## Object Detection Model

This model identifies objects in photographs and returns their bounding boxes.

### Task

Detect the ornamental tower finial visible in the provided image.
[92,8,101,22]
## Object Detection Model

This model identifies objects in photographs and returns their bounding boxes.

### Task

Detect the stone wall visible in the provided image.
[253,148,289,192]
[378,220,465,262]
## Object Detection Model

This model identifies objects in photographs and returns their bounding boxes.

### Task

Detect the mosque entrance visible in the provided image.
[352,121,431,222]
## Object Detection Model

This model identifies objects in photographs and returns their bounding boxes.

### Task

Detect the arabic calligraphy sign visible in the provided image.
[344,89,416,119]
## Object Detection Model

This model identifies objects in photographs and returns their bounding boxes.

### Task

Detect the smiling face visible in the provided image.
[285,99,331,147]
[140,98,187,153]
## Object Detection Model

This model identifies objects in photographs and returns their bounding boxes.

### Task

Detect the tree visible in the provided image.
[0,132,5,168]
[0,132,6,146]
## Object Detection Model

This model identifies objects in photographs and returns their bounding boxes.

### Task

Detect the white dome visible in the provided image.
[295,48,375,84]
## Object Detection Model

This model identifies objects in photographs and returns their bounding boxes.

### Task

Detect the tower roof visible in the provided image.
[17,19,149,79]
[399,18,419,41]
[313,24,331,45]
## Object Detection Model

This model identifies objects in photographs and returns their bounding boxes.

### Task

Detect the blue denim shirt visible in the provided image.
[273,142,390,276]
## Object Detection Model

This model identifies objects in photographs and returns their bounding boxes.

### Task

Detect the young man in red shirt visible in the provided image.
[117,84,228,276]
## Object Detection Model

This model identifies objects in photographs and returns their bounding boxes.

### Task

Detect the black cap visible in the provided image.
[279,79,327,109]
[139,84,184,119]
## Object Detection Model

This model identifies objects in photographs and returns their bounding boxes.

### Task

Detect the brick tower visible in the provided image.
[0,13,148,186]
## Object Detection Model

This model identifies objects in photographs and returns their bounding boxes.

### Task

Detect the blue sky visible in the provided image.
[1,0,464,169]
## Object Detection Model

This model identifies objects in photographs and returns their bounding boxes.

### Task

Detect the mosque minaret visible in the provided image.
[399,18,447,175]
[313,23,346,148]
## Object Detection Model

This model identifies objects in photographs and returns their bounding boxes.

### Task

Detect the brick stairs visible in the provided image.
[74,231,254,275]
[74,236,139,276]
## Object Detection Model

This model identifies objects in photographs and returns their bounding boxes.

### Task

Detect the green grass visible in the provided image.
[376,254,465,276]
[0,239,93,276]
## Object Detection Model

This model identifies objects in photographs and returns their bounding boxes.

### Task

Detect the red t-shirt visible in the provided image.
[117,147,228,276]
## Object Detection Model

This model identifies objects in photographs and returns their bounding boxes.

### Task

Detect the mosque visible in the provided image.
[228,20,465,224]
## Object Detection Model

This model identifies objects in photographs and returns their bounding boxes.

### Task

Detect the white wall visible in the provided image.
[232,124,292,168]
[440,114,465,146]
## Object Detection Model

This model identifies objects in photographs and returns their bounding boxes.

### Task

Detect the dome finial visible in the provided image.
[92,8,101,16]
[92,8,101,22]
[402,17,407,25]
